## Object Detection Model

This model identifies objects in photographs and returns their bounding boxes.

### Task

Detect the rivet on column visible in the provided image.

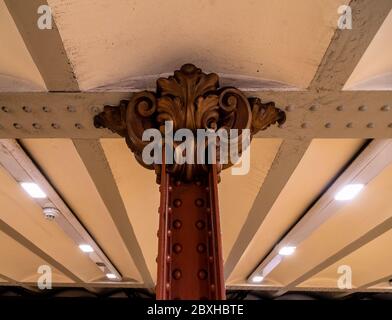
[195,198,204,207]
[172,269,182,280]
[173,220,182,229]
[195,220,205,230]
[198,269,208,280]
[173,243,182,254]
[197,243,206,253]
[173,199,182,208]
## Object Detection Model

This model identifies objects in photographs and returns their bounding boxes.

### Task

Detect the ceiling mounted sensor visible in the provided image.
[42,207,60,221]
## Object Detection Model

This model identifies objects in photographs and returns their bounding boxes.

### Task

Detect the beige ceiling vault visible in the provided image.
[98,138,159,283]
[344,10,392,90]
[266,144,392,293]
[0,1,46,91]
[278,216,392,295]
[224,139,311,280]
[227,139,365,284]
[72,139,154,287]
[4,0,78,91]
[0,0,392,296]
[46,0,348,91]
[300,223,392,293]
[0,229,71,283]
[0,218,82,283]
[219,139,282,259]
[309,0,392,91]
[263,140,392,294]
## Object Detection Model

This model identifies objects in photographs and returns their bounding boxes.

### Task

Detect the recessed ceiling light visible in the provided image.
[79,244,94,253]
[334,184,364,201]
[20,182,47,199]
[278,246,296,256]
[252,275,264,283]
[106,273,117,280]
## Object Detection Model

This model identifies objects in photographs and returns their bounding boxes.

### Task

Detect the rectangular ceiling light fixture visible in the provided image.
[334,183,364,201]
[278,246,296,256]
[20,182,47,199]
[79,244,94,253]
[106,273,118,280]
[251,275,264,283]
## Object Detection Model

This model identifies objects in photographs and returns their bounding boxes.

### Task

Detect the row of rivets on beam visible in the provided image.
[286,104,392,129]
[0,105,100,130]
[1,104,391,133]
[2,104,389,114]
[1,105,101,113]
[300,122,392,129]
[283,105,391,112]
[2,123,84,130]
[6,122,391,130]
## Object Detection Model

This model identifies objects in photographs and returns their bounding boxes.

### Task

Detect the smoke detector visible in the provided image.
[42,207,60,221]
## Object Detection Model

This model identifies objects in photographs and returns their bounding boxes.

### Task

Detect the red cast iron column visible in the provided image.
[156,164,225,300]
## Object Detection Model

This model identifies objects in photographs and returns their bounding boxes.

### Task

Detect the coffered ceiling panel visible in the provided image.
[0,231,70,283]
[300,229,392,289]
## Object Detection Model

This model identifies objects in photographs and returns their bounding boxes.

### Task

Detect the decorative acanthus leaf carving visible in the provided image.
[94,64,286,181]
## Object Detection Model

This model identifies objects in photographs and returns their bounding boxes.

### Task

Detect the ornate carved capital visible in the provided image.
[94,64,285,181]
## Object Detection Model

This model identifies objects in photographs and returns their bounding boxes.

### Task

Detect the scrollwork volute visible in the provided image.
[94,64,285,182]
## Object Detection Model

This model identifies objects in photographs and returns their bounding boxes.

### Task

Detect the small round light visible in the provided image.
[278,246,296,256]
[252,276,264,283]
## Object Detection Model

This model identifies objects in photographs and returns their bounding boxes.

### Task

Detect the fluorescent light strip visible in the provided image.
[278,246,296,256]
[335,184,364,201]
[251,275,264,283]
[79,244,94,253]
[20,182,47,199]
[106,273,118,280]
[262,255,283,277]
